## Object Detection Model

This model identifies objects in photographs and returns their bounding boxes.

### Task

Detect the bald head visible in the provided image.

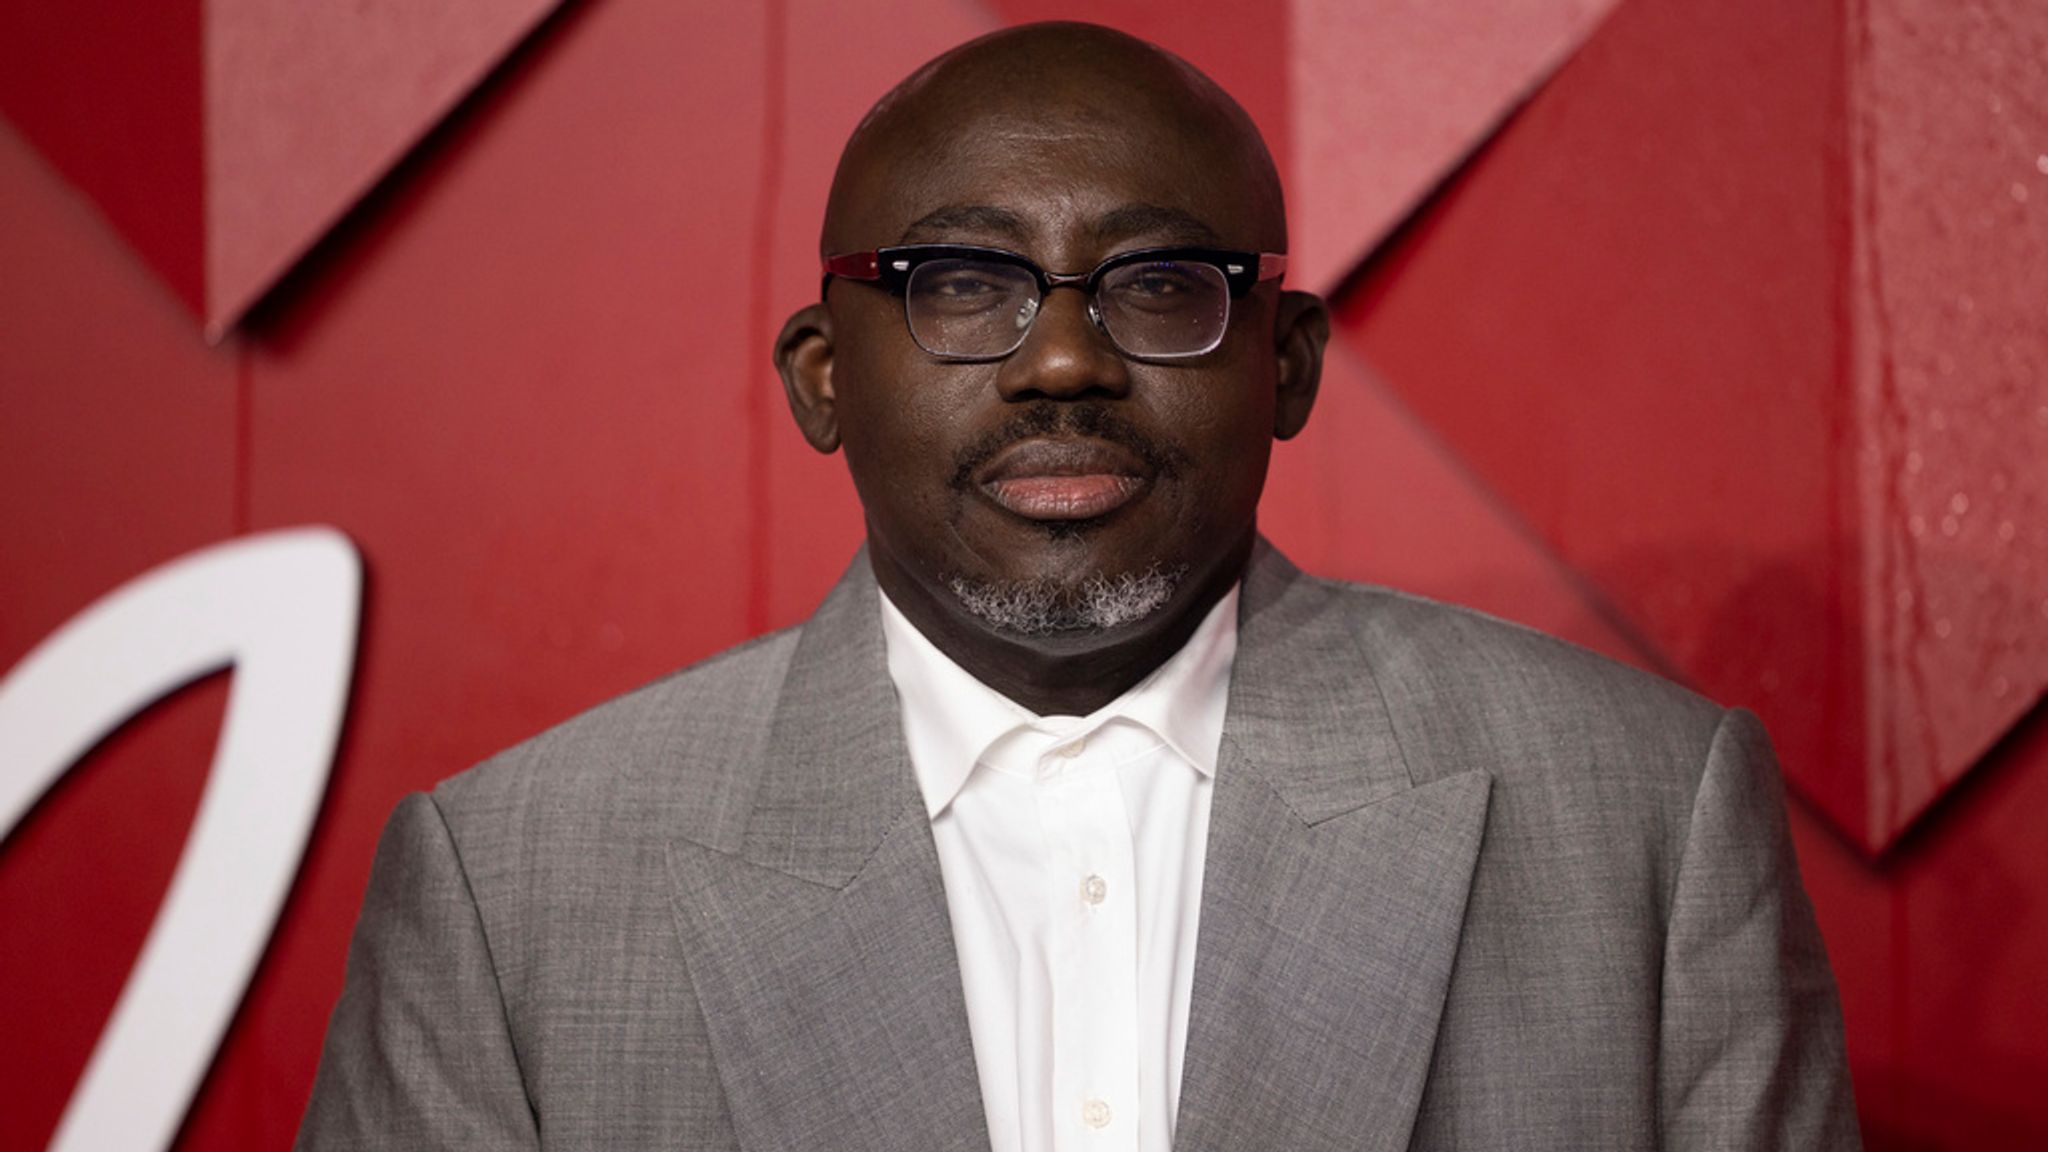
[821,22,1288,258]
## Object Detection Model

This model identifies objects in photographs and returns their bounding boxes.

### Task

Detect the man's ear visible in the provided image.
[776,302,840,453]
[1272,289,1328,441]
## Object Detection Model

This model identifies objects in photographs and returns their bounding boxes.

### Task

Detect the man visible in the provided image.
[299,22,1858,1152]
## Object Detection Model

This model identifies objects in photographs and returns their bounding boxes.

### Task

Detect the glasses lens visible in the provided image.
[1097,259,1230,358]
[905,259,1041,359]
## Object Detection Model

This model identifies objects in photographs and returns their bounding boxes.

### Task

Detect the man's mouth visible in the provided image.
[978,438,1151,521]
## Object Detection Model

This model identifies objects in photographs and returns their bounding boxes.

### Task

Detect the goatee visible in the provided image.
[946,563,1189,635]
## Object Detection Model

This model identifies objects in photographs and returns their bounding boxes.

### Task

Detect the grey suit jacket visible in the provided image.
[298,544,1859,1150]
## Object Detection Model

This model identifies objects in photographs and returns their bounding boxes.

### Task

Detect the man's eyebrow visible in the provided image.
[1094,203,1226,246]
[896,203,1230,248]
[899,205,1029,243]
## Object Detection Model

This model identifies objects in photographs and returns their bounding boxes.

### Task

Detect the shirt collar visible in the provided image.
[880,584,1240,820]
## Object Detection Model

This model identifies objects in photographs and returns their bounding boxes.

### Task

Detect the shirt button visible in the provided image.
[1082,1099,1112,1129]
[1056,737,1086,758]
[1082,874,1108,905]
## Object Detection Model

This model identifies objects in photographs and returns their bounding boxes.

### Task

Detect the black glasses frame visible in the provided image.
[820,244,1288,361]
[822,243,1287,300]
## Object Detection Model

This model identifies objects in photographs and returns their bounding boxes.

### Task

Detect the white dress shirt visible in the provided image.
[879,587,1238,1152]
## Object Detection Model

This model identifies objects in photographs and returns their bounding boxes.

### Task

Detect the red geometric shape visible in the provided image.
[1287,0,1618,294]
[1262,333,1658,673]
[0,0,207,315]
[204,0,566,339]
[0,0,563,339]
[1331,0,2048,854]
[1847,0,2048,850]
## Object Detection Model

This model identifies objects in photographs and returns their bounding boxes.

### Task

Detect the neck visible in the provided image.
[871,534,1252,716]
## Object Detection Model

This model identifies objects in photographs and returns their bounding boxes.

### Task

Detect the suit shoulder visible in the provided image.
[428,623,802,848]
[1289,575,1759,916]
[1299,574,1727,778]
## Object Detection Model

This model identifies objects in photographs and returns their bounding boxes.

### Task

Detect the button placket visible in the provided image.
[1033,727,1145,1150]
[1038,771,1088,1150]
[1073,771,1140,1149]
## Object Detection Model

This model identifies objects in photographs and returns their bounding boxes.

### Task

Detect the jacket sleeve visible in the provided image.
[295,791,540,1151]
[1657,708,1861,1150]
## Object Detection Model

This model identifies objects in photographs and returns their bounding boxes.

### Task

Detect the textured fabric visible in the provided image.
[880,587,1237,1152]
[296,543,1861,1151]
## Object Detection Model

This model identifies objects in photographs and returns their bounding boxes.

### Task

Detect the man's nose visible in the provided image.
[994,288,1132,401]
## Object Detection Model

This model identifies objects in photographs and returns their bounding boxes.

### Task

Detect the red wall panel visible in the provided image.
[1848,0,2048,854]
[0,0,205,314]
[204,0,565,333]
[1793,709,2048,1148]
[210,5,775,1143]
[1339,0,1861,828]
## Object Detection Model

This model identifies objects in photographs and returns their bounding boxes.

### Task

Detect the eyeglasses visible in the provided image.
[822,244,1287,361]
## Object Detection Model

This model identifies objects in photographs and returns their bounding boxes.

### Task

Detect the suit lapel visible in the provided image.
[666,557,991,1152]
[1174,546,1493,1152]
[663,545,1489,1152]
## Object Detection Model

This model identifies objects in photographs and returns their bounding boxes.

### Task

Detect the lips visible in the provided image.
[978,437,1151,521]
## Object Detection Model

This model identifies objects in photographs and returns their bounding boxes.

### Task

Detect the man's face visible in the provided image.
[790,75,1319,656]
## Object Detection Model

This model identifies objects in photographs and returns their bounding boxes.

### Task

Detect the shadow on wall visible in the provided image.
[1858,1068,2048,1152]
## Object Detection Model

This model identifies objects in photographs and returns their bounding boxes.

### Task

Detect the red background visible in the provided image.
[3,0,2044,1148]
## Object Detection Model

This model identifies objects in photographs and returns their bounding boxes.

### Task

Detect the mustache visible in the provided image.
[948,403,1187,492]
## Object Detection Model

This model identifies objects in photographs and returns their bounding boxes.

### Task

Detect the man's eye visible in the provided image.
[929,272,1005,297]
[913,265,1023,315]
[1127,268,1196,294]
[1113,263,1209,310]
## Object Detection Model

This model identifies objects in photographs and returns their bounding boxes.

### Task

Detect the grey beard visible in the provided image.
[945,564,1189,636]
